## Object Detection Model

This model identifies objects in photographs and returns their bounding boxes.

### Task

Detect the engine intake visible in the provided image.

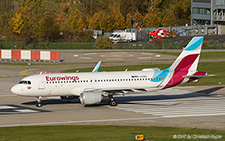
[80,92,103,105]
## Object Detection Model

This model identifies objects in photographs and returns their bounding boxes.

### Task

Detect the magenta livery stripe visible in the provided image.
[163,54,199,89]
[187,71,207,83]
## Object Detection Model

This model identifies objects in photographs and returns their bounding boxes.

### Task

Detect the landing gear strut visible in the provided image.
[36,96,42,107]
[108,96,117,106]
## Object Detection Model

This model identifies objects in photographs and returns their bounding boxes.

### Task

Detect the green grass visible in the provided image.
[2,39,225,50]
[181,62,224,86]
[200,52,225,59]
[0,125,224,141]
[63,62,225,86]
[1,41,95,49]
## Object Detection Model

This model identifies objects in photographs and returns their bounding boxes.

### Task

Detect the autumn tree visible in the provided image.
[9,7,24,35]
[161,8,177,27]
[125,13,132,29]
[144,6,161,27]
[94,35,113,49]
[18,0,44,19]
[105,2,125,32]
[1,0,193,44]
[38,13,60,43]
[0,0,16,40]
[89,11,106,30]
[174,0,191,26]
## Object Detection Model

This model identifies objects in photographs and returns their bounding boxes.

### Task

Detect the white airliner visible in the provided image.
[11,36,209,107]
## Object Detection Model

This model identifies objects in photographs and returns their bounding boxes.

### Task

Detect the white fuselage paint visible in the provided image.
[11,70,164,97]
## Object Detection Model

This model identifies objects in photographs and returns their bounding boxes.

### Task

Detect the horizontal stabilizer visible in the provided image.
[183,74,215,78]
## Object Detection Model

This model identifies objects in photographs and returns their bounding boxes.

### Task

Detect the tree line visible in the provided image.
[0,0,191,44]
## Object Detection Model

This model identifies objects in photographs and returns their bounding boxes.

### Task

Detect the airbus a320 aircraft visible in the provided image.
[11,36,210,107]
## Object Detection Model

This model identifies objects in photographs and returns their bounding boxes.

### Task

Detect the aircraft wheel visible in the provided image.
[36,102,42,107]
[110,100,117,106]
[36,96,42,107]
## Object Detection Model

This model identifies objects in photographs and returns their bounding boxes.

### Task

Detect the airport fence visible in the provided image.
[1,38,225,50]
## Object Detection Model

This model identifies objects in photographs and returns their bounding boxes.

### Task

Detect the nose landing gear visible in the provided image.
[36,96,42,107]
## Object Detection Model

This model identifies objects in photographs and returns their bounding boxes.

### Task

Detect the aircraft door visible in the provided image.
[38,76,45,89]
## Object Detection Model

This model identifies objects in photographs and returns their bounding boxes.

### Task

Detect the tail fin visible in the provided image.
[161,36,204,89]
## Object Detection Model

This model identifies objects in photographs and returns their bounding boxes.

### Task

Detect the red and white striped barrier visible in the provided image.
[0,50,60,61]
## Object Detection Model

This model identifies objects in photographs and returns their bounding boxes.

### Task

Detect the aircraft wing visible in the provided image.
[83,86,161,95]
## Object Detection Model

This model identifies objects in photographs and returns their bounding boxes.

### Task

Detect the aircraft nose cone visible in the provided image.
[11,85,20,95]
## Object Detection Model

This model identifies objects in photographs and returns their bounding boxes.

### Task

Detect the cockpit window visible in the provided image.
[19,81,31,84]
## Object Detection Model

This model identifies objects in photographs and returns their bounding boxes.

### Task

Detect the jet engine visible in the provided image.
[80,92,103,105]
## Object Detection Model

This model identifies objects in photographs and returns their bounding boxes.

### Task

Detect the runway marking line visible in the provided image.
[0,104,50,115]
[111,98,225,118]
[19,69,37,76]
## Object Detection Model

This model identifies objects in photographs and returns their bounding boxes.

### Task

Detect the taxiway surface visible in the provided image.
[0,51,225,130]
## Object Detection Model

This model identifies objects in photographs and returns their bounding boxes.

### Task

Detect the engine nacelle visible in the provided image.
[80,92,103,105]
[60,96,79,100]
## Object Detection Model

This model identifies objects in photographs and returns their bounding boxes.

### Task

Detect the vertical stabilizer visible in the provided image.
[161,36,204,89]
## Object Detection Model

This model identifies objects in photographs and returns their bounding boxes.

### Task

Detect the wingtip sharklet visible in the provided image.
[92,61,102,72]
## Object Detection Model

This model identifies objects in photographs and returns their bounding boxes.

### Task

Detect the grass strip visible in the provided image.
[151,51,225,60]
[0,125,224,141]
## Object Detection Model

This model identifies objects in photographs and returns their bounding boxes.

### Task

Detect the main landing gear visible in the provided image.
[36,96,42,107]
[108,96,117,106]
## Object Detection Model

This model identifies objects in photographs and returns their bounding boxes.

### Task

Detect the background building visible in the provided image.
[191,0,225,26]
